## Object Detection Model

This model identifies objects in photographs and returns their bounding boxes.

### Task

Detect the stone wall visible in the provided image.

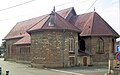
[5,38,19,61]
[5,38,31,63]
[84,36,114,66]
[15,45,31,63]
[30,30,78,68]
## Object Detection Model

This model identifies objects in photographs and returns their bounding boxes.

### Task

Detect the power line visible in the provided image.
[0,0,35,12]
[0,0,90,22]
[56,0,89,7]
[86,0,98,12]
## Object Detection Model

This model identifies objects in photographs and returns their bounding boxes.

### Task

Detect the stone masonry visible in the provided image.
[30,30,78,68]
[84,36,115,66]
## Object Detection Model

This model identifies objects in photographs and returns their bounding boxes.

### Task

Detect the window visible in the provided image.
[19,46,30,54]
[49,13,54,26]
[11,45,16,55]
[96,37,104,54]
[69,37,75,52]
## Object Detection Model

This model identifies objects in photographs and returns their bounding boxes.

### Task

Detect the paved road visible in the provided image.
[0,58,75,75]
[1,58,119,75]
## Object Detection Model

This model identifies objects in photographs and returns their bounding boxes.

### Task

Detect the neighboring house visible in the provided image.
[3,7,119,68]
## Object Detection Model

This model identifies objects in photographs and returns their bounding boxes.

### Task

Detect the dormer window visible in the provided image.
[49,12,54,26]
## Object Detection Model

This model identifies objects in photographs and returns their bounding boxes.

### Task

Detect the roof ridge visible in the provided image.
[40,16,50,29]
[27,15,49,31]
[90,12,96,35]
[64,7,73,19]
[82,12,94,31]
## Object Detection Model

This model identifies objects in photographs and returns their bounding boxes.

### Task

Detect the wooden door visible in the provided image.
[83,57,87,66]
[70,57,75,66]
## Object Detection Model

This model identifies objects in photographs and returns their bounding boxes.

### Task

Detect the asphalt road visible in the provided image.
[1,58,119,75]
[0,58,74,75]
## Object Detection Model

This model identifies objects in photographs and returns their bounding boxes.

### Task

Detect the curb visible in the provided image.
[49,69,85,75]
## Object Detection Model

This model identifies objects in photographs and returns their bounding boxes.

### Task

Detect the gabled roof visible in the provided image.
[57,7,73,18]
[4,7,73,40]
[74,12,119,37]
[28,12,81,32]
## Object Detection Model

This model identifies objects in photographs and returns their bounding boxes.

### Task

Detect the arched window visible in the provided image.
[96,37,104,54]
[69,37,75,52]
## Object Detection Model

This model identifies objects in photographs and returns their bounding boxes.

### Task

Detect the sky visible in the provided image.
[0,0,119,44]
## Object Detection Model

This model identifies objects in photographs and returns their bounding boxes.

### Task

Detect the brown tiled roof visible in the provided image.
[4,7,73,40]
[14,33,30,45]
[74,12,119,37]
[28,12,81,32]
[4,15,47,40]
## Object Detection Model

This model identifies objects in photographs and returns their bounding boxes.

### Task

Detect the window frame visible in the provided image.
[69,37,75,52]
[96,37,104,54]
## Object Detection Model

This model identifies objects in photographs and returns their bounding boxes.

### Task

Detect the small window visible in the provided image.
[49,14,54,26]
[69,37,75,52]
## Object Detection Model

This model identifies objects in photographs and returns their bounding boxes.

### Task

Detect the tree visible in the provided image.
[1,40,6,48]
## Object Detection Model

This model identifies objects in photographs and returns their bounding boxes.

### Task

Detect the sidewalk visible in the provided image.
[52,66,108,75]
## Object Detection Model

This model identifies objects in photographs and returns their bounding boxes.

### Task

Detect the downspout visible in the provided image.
[61,29,65,67]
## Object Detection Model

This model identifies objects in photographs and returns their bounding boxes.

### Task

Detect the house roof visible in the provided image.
[28,12,81,32]
[4,7,73,40]
[73,12,119,37]
[4,7,119,46]
[4,15,47,40]
[14,33,30,45]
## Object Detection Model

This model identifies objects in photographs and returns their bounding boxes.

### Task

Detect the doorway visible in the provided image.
[70,57,75,67]
[83,57,87,66]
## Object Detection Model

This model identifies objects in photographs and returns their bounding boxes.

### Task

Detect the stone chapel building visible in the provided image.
[3,7,119,68]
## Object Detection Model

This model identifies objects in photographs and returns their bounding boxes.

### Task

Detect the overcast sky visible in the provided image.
[0,0,119,44]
